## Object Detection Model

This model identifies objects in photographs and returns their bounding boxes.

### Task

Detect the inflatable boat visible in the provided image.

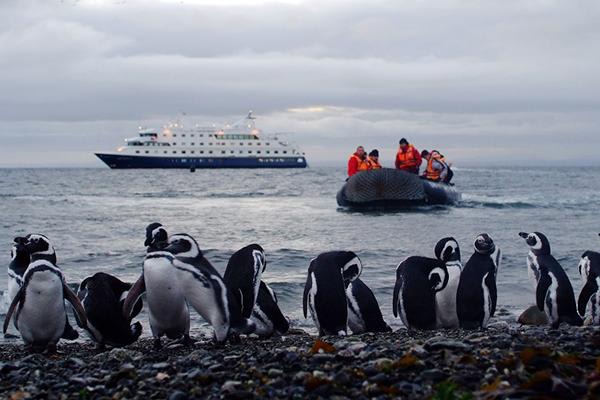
[336,168,461,209]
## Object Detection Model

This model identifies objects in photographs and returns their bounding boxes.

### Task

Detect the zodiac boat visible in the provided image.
[336,168,461,208]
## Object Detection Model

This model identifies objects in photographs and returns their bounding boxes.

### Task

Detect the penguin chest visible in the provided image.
[527,253,541,290]
[435,265,461,328]
[144,267,187,325]
[542,274,559,321]
[346,286,365,334]
[18,276,65,344]
[307,273,321,331]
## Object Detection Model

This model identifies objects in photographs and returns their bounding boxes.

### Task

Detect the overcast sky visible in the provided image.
[1,0,599,167]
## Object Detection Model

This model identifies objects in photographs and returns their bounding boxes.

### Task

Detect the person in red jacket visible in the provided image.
[347,146,368,177]
[395,138,422,174]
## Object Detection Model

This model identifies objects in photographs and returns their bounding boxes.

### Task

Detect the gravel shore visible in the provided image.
[2,323,600,399]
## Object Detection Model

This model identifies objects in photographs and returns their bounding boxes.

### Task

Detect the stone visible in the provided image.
[518,305,550,326]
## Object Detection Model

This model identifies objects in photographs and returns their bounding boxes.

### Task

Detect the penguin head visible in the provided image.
[473,233,496,255]
[23,234,55,256]
[434,237,461,262]
[339,252,363,283]
[518,231,550,254]
[11,236,28,259]
[164,233,202,259]
[145,222,168,250]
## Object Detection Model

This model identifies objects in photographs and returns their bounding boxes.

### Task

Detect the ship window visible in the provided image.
[172,142,176,145]
[266,150,270,154]
[257,150,261,154]
[266,142,270,146]
[257,143,261,146]
[274,150,279,154]
[173,134,177,137]
[209,142,212,146]
[191,142,195,146]
[200,150,204,154]
[283,151,287,154]
[182,134,186,137]
[173,151,177,154]
[230,150,234,154]
[191,134,195,137]
[208,134,213,137]
[209,150,213,154]
[200,134,204,137]
[135,150,140,154]
[221,150,226,154]
[248,142,252,145]
[182,150,186,154]
[191,150,195,154]
[248,150,252,154]
[145,150,149,154]
[164,151,167,154]
[239,150,243,154]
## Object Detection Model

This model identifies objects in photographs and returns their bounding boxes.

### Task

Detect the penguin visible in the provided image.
[2,247,87,353]
[346,278,392,334]
[160,233,253,343]
[7,237,29,305]
[392,256,449,330]
[123,244,191,349]
[578,248,600,324]
[77,272,143,348]
[145,222,168,252]
[433,237,463,328]
[250,281,290,337]
[223,244,266,319]
[17,234,79,340]
[302,251,362,336]
[519,231,582,328]
[456,233,501,329]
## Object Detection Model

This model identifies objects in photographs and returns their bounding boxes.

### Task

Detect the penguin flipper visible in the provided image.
[63,282,88,329]
[302,272,312,319]
[578,280,598,316]
[3,286,23,334]
[123,275,146,319]
[392,273,402,318]
[536,273,552,312]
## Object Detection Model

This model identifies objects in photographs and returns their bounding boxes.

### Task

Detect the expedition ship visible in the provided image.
[95,112,308,169]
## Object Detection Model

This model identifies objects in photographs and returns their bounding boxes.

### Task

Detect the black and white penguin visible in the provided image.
[392,256,449,330]
[302,251,362,336]
[145,222,168,252]
[77,272,143,348]
[223,244,266,319]
[577,249,600,324]
[433,237,463,328]
[165,234,253,343]
[123,240,191,349]
[17,234,79,340]
[250,281,289,337]
[519,231,582,328]
[346,278,391,334]
[3,238,87,353]
[7,237,29,304]
[456,234,501,329]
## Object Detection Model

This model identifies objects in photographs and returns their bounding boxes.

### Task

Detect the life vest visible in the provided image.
[349,153,369,175]
[368,158,382,169]
[425,152,446,181]
[396,144,418,169]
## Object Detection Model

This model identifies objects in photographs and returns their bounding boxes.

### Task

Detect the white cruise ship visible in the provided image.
[95,112,308,169]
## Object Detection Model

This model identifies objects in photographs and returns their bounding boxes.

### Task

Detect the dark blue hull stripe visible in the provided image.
[95,153,308,169]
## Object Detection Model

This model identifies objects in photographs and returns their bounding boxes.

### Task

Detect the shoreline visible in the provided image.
[2,324,600,399]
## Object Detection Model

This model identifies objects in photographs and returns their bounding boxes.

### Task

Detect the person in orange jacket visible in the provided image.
[347,146,369,177]
[395,138,422,174]
[421,149,453,183]
[368,149,382,169]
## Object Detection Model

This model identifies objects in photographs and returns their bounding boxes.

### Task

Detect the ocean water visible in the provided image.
[0,166,599,342]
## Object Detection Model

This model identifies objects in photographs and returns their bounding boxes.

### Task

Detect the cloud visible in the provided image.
[0,0,598,166]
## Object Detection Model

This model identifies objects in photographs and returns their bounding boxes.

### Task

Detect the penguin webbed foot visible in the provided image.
[3,332,18,339]
[153,338,162,350]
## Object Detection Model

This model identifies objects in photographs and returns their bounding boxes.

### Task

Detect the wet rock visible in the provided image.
[423,337,472,352]
[518,305,549,326]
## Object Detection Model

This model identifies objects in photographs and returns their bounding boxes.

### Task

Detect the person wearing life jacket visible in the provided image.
[422,149,453,183]
[347,146,369,177]
[367,149,382,170]
[395,138,422,174]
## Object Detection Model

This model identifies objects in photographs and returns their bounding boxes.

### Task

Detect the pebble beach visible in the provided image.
[2,323,600,399]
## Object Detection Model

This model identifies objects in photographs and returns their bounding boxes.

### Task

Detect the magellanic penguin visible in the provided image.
[251,281,290,337]
[519,231,582,328]
[578,242,600,324]
[223,244,266,319]
[456,234,501,329]
[393,256,449,330]
[303,251,362,336]
[145,222,168,252]
[163,233,254,343]
[346,278,392,334]
[3,237,87,353]
[123,239,191,349]
[77,272,143,348]
[434,237,463,328]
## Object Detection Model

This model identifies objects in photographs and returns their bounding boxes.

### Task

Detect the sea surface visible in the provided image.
[1,166,599,343]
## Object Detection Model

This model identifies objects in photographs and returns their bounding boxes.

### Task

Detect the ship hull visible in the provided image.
[95,153,308,169]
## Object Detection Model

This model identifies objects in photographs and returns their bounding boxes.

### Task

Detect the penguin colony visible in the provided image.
[3,228,598,353]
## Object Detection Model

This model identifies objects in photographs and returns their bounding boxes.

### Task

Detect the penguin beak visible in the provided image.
[518,232,529,239]
[144,238,152,247]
